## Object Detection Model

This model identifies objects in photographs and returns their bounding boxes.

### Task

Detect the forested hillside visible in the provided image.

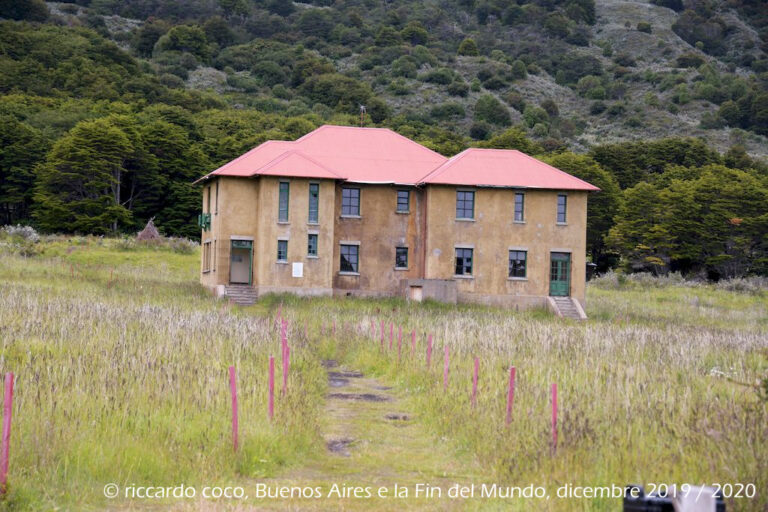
[1,0,767,278]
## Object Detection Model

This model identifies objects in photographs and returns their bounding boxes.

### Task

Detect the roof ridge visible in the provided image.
[418,148,474,183]
[256,148,346,179]
[296,124,447,162]
[509,149,598,189]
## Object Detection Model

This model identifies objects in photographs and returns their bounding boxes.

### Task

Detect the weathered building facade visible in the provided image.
[197,126,598,315]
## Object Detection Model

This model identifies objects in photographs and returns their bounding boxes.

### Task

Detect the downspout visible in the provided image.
[420,185,428,279]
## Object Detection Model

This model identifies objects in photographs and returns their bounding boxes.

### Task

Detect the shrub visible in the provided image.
[447,80,469,97]
[523,105,549,128]
[421,68,454,85]
[589,101,607,115]
[252,61,287,87]
[457,38,479,56]
[469,122,492,140]
[375,26,402,47]
[676,53,705,68]
[637,22,652,33]
[474,95,512,126]
[391,56,418,78]
[503,91,526,112]
[511,60,528,80]
[482,76,507,90]
[614,53,636,67]
[430,102,466,120]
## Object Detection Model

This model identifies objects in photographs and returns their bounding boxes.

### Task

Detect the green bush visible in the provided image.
[421,68,454,85]
[475,95,512,126]
[446,80,469,97]
[457,38,479,56]
[637,22,652,33]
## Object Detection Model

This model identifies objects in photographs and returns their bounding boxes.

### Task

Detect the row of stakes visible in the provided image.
[229,306,559,455]
[0,308,559,496]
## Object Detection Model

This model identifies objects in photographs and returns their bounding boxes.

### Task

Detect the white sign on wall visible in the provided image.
[292,262,303,278]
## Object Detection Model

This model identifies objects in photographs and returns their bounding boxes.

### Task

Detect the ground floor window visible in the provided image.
[277,240,288,262]
[308,234,318,256]
[395,246,408,269]
[455,247,473,276]
[509,250,527,278]
[340,244,359,273]
[202,241,212,272]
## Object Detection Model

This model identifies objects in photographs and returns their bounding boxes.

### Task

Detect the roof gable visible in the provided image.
[419,148,600,191]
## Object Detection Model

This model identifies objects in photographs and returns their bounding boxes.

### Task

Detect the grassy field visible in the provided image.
[0,237,765,510]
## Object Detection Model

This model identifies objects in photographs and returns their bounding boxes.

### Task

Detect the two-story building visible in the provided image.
[195,125,598,317]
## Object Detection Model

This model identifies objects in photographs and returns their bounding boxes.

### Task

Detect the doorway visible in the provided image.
[549,252,571,296]
[230,240,253,285]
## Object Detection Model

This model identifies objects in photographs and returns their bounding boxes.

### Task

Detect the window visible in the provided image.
[277,240,288,262]
[396,190,410,213]
[395,247,408,269]
[278,182,289,222]
[557,194,567,224]
[455,248,473,276]
[203,241,211,272]
[308,234,318,257]
[215,181,219,214]
[206,186,211,214]
[456,190,475,219]
[509,250,527,278]
[514,192,525,222]
[341,187,360,216]
[308,183,319,223]
[340,244,359,273]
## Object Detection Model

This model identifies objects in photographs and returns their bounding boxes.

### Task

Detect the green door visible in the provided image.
[549,252,571,296]
[230,240,253,285]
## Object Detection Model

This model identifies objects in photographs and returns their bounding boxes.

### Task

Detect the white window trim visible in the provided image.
[340,240,361,246]
[230,235,253,241]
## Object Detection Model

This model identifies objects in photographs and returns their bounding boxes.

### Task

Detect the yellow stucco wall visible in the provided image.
[200,177,259,289]
[254,177,335,295]
[332,184,424,296]
[201,178,589,309]
[423,186,588,306]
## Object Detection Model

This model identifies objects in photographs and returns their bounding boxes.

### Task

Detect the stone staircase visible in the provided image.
[549,296,587,320]
[224,285,258,306]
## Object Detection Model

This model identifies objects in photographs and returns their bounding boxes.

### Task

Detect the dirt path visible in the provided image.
[254,359,487,510]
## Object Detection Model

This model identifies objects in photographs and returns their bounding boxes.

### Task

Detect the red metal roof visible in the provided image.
[199,125,598,191]
[420,148,600,191]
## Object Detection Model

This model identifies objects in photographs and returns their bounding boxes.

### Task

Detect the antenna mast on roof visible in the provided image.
[359,105,366,127]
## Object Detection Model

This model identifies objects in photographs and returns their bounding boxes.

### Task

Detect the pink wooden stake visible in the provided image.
[228,366,239,452]
[397,327,402,362]
[1,373,14,495]
[380,321,385,350]
[505,366,516,426]
[551,383,558,454]
[410,330,416,355]
[283,346,290,395]
[426,334,433,367]
[443,346,450,391]
[268,356,275,421]
[389,323,393,350]
[471,357,479,408]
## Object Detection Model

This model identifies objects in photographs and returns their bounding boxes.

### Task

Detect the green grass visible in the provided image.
[0,237,766,510]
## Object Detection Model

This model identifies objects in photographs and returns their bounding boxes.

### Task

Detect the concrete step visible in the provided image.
[550,297,586,320]
[224,285,258,305]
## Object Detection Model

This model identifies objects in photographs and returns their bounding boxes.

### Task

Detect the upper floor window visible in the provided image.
[395,247,408,269]
[341,187,360,217]
[455,248,473,276]
[215,181,219,214]
[396,190,410,213]
[277,239,288,262]
[205,185,211,214]
[340,244,359,273]
[456,190,475,220]
[557,194,567,224]
[514,192,524,222]
[308,183,319,223]
[278,182,290,222]
[308,234,318,257]
[509,250,527,278]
